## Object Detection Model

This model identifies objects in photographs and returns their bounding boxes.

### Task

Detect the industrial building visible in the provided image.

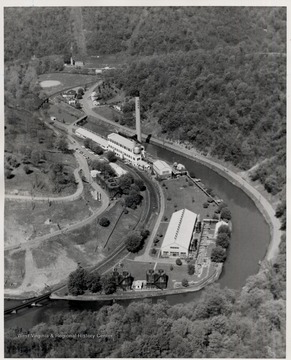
[153,160,172,178]
[160,208,198,258]
[107,133,143,164]
[75,128,108,150]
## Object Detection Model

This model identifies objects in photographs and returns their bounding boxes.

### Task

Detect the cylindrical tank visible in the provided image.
[134,146,141,154]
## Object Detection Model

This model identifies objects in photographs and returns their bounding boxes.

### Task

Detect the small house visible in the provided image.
[62,90,77,100]
[68,99,76,105]
[132,280,146,290]
[75,61,84,67]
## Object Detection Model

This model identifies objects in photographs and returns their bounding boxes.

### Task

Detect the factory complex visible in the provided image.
[160,209,198,258]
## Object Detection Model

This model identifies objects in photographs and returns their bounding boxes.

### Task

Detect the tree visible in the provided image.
[216,233,230,248]
[188,263,195,275]
[211,246,227,263]
[101,274,116,295]
[31,150,40,166]
[56,137,68,152]
[182,279,189,287]
[176,258,182,266]
[275,200,286,218]
[84,138,91,148]
[99,217,110,227]
[68,267,88,295]
[124,191,142,209]
[124,233,143,252]
[221,207,232,220]
[141,229,150,239]
[77,88,84,95]
[106,150,117,162]
[86,271,102,293]
[119,173,134,194]
[23,165,32,174]
[134,178,146,191]
[218,224,231,236]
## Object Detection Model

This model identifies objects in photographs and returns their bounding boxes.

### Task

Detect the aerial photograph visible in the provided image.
[3,5,286,358]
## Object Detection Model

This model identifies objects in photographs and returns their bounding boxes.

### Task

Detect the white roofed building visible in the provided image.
[107,133,143,165]
[161,209,198,258]
[153,160,172,178]
[109,162,127,177]
[75,128,108,150]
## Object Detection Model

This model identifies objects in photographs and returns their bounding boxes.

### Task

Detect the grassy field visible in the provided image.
[47,102,83,125]
[83,115,119,137]
[104,204,144,254]
[151,176,218,254]
[161,177,218,220]
[93,106,123,122]
[122,259,155,280]
[5,150,77,197]
[4,184,101,248]
[4,250,26,288]
[38,73,98,96]
[122,258,217,290]
[5,108,77,197]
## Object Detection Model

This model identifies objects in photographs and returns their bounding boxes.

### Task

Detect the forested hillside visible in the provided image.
[82,7,285,55]
[4,8,72,62]
[4,7,286,357]
[5,231,286,357]
[105,48,286,196]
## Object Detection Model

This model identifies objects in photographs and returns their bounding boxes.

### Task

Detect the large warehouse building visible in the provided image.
[160,208,197,258]
[153,160,172,178]
[75,127,108,150]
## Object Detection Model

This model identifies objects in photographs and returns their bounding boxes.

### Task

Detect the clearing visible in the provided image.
[4,183,101,248]
[38,73,98,96]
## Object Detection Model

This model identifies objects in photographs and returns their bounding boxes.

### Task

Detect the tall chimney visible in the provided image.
[135,92,142,143]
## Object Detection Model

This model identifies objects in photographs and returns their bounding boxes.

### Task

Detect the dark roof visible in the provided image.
[64,90,76,95]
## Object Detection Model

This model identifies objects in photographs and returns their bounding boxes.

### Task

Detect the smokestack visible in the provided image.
[135,91,142,143]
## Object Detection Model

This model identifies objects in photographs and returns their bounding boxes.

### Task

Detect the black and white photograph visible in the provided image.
[2,3,287,358]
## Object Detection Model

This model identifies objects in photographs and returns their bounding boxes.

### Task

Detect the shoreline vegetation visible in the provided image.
[4,80,281,301]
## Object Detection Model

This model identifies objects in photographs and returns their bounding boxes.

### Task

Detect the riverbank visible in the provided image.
[50,265,222,302]
[146,137,281,263]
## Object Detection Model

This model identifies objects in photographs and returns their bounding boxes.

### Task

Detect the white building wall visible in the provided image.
[107,139,142,164]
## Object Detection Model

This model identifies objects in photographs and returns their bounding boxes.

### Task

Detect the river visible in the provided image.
[4,138,270,330]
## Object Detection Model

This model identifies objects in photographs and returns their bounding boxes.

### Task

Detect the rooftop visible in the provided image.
[161,209,197,250]
[109,162,127,177]
[75,128,108,148]
[108,133,136,150]
[153,160,172,172]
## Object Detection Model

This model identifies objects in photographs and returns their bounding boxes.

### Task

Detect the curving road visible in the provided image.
[5,163,84,202]
[78,82,282,263]
[5,103,110,252]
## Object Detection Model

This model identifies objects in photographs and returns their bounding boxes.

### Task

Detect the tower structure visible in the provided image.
[135,91,142,143]
[70,43,74,66]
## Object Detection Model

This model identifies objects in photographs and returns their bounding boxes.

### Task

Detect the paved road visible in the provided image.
[5,193,110,252]
[134,178,165,262]
[5,108,110,252]
[78,81,282,263]
[5,163,84,202]
[161,142,282,262]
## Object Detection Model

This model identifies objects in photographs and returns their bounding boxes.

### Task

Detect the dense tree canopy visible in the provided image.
[4,7,286,358]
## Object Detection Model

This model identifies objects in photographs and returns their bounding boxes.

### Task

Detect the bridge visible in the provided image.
[4,292,52,315]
